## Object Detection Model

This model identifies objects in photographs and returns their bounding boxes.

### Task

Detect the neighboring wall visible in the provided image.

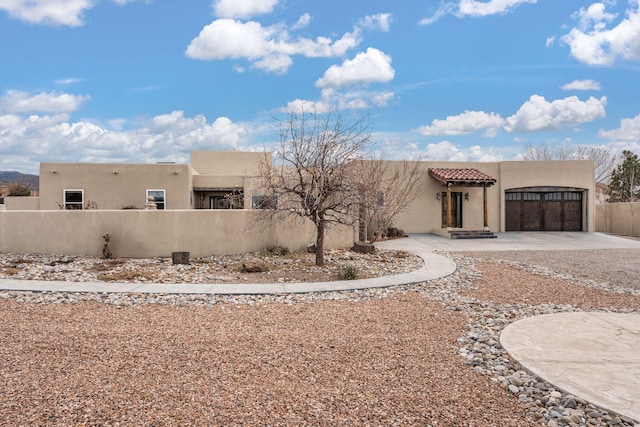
[596,203,640,237]
[3,196,39,210]
[0,210,354,257]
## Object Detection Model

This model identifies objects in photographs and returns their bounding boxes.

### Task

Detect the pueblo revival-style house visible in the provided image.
[0,151,595,257]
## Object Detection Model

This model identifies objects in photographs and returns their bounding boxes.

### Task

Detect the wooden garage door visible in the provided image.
[506,191,582,231]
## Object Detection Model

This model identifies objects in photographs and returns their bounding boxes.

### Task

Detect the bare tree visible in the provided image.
[355,159,426,242]
[7,178,35,196]
[257,108,371,266]
[521,142,619,184]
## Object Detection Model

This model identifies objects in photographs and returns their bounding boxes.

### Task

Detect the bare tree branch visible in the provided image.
[521,142,619,184]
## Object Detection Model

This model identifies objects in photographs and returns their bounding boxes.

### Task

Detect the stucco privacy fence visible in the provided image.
[596,202,640,237]
[0,209,354,258]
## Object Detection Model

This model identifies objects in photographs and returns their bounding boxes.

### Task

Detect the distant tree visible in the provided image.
[257,107,371,266]
[608,150,640,203]
[7,178,34,196]
[521,142,619,184]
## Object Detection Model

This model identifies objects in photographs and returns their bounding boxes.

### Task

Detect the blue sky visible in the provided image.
[1,0,639,174]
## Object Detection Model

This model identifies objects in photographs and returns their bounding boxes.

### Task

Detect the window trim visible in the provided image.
[63,189,84,210]
[146,189,166,210]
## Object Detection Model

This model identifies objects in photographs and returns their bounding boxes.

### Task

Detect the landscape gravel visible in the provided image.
[0,247,639,426]
[0,248,421,284]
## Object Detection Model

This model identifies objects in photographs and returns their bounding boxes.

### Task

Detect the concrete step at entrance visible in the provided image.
[449,230,497,239]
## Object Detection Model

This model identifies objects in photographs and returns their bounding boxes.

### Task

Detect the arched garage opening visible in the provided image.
[505,187,586,231]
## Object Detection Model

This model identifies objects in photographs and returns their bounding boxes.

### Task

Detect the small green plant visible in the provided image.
[337,265,358,280]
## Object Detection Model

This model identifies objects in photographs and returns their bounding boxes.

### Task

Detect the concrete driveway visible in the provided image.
[407,231,640,251]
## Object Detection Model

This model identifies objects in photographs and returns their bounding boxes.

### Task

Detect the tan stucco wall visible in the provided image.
[596,203,640,237]
[0,210,354,258]
[4,196,40,210]
[39,163,192,210]
[191,151,268,176]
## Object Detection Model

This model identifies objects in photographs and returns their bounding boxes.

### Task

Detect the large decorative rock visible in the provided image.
[352,241,375,254]
[171,251,190,265]
[242,257,269,273]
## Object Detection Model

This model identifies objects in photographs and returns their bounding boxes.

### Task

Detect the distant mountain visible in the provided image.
[0,171,39,190]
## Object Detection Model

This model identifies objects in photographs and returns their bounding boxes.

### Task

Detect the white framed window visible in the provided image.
[63,189,84,210]
[146,189,166,210]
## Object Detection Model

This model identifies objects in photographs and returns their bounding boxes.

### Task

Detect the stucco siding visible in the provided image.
[39,163,192,210]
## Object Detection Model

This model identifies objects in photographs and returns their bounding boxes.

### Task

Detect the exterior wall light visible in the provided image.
[112,170,119,175]
[465,192,470,201]
[51,169,57,173]
[436,192,440,200]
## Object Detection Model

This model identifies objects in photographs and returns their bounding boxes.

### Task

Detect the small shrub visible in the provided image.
[264,245,290,256]
[337,265,358,280]
[395,250,411,259]
[2,267,19,275]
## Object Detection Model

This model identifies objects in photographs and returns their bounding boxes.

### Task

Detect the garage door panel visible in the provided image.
[522,201,542,231]
[505,201,521,231]
[505,190,583,232]
[544,201,562,231]
[563,200,582,231]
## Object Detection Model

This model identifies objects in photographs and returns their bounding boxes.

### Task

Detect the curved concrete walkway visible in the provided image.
[0,236,456,295]
[501,312,640,423]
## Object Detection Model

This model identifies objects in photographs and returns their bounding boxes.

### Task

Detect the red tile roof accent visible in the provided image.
[428,168,496,185]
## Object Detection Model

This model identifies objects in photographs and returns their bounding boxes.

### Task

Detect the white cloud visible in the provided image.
[0,90,90,114]
[416,95,607,137]
[186,20,278,61]
[283,99,333,114]
[421,140,504,161]
[562,1,640,65]
[213,0,278,19]
[546,36,556,47]
[185,19,360,74]
[284,88,396,113]
[186,13,388,74]
[504,95,607,132]
[0,0,147,26]
[419,0,536,25]
[561,79,602,91]
[358,13,392,32]
[291,13,311,30]
[0,111,252,173]
[599,113,640,142]
[458,0,537,17]
[0,0,93,26]
[54,77,84,85]
[316,48,395,88]
[417,110,505,136]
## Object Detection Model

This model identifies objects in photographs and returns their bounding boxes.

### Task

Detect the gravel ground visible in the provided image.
[455,249,640,290]
[0,248,639,426]
[0,248,421,284]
